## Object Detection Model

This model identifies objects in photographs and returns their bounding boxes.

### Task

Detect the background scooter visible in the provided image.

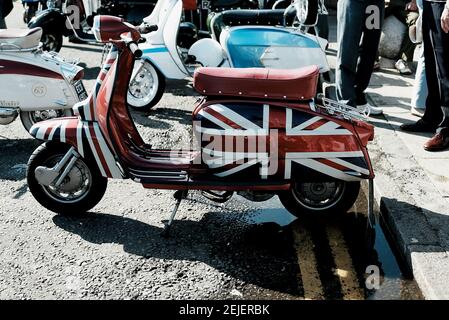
[0,27,86,132]
[127,0,329,111]
[28,0,157,52]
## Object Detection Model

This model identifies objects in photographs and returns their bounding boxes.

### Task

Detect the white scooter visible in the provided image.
[127,0,330,111]
[0,28,86,132]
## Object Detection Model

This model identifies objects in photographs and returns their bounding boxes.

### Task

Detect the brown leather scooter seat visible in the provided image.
[193,65,319,101]
[0,28,42,50]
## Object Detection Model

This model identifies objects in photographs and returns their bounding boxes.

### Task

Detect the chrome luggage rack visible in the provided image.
[0,42,40,52]
[314,94,369,121]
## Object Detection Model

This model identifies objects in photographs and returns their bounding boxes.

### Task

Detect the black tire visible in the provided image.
[27,142,107,215]
[278,181,360,217]
[40,30,63,52]
[297,0,319,26]
[127,60,165,112]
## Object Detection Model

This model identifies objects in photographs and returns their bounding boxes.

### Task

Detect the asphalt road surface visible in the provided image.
[0,3,422,299]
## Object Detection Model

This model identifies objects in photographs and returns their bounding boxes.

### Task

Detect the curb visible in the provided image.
[366,95,449,300]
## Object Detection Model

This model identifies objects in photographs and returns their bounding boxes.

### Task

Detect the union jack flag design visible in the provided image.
[194,103,370,182]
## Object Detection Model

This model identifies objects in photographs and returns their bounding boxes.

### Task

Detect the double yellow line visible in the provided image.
[293,223,364,300]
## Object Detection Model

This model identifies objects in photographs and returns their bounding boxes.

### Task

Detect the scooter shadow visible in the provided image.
[52,211,301,296]
[0,138,41,181]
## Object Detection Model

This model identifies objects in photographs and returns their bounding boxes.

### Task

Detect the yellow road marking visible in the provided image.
[326,224,364,300]
[293,224,324,300]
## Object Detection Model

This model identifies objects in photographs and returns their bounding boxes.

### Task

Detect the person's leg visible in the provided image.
[402,0,442,132]
[411,1,427,112]
[335,0,366,107]
[412,43,428,110]
[427,2,449,134]
[354,0,385,105]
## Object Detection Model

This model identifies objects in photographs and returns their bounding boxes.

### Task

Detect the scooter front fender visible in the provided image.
[29,117,125,179]
[28,9,72,37]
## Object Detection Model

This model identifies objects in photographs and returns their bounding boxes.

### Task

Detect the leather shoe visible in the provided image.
[400,119,435,133]
[424,132,449,151]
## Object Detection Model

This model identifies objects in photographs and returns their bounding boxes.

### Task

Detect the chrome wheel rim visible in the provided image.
[27,110,63,125]
[127,62,159,108]
[291,181,345,211]
[42,34,59,52]
[41,155,93,204]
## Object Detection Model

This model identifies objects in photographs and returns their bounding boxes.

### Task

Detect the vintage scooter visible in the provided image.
[28,0,157,52]
[127,0,329,111]
[26,16,375,235]
[0,28,86,132]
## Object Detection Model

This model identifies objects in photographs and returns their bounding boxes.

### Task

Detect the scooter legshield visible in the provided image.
[29,117,124,179]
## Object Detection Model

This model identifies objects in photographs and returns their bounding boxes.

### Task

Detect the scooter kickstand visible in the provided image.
[161,190,188,238]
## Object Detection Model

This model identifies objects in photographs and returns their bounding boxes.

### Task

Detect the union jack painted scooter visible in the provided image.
[26,16,375,235]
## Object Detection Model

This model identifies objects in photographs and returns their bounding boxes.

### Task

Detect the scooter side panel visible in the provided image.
[192,100,371,183]
[29,117,124,179]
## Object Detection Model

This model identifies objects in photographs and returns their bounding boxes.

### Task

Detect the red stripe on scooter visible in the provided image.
[43,126,53,139]
[89,99,95,121]
[88,124,111,177]
[304,118,328,131]
[205,108,242,129]
[0,60,64,79]
[316,158,349,171]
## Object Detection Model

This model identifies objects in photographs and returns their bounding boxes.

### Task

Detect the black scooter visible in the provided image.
[28,0,157,52]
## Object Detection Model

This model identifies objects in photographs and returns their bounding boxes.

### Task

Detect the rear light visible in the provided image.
[73,69,84,82]
[352,120,375,146]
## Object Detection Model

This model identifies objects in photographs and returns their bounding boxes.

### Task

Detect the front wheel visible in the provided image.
[278,181,360,217]
[127,60,165,112]
[27,142,107,215]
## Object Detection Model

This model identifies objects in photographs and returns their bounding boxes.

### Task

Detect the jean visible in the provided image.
[421,0,449,133]
[336,0,385,107]
[411,0,427,110]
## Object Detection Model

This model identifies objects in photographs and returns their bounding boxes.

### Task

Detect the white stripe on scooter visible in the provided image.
[48,125,58,140]
[210,104,266,131]
[60,121,67,143]
[76,121,84,158]
[330,158,370,175]
[290,158,361,182]
[198,109,233,130]
[83,124,107,177]
[286,151,364,159]
[36,125,47,140]
[93,123,122,179]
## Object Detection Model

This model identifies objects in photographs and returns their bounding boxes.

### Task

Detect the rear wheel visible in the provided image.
[20,109,72,133]
[41,30,63,52]
[279,181,360,217]
[27,142,107,215]
[127,60,165,112]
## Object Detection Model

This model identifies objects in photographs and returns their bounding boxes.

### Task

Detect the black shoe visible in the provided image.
[400,119,435,133]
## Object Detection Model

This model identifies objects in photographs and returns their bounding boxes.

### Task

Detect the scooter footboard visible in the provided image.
[29,117,124,179]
